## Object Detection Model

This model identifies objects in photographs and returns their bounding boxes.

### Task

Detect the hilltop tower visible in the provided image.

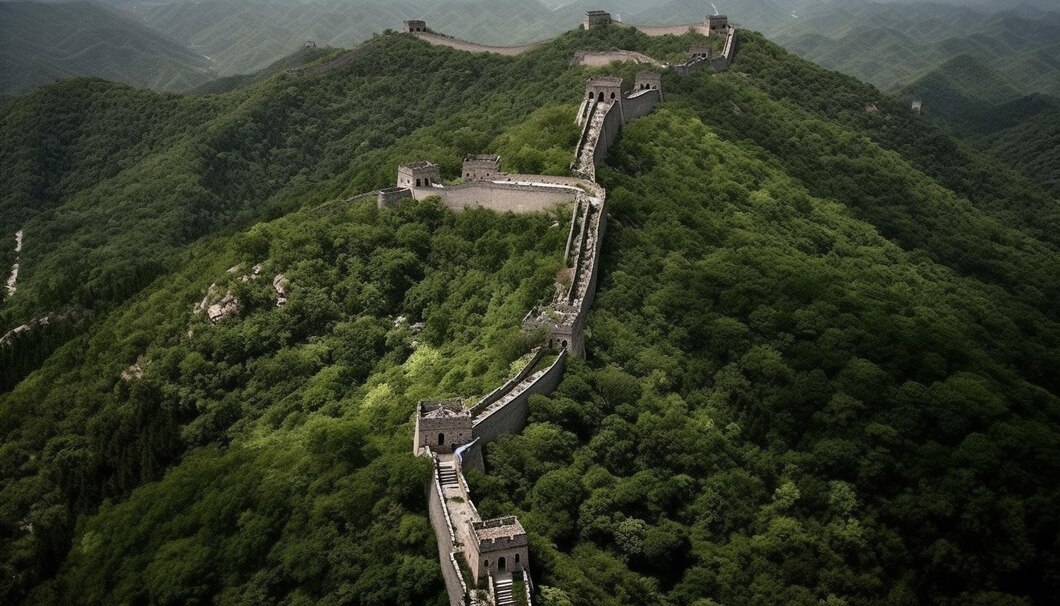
[707,14,729,35]
[463,154,502,181]
[583,10,612,30]
[397,161,441,189]
[403,20,428,33]
[414,400,472,455]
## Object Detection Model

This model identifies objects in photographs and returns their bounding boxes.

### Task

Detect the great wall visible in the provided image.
[310,10,736,606]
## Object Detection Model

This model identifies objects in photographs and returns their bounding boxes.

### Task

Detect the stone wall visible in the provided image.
[471,352,567,444]
[411,182,577,214]
[592,103,624,168]
[623,89,662,122]
[633,23,706,37]
[470,348,547,416]
[428,463,470,606]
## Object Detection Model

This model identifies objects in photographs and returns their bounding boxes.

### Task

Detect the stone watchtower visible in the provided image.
[583,10,612,30]
[585,76,623,104]
[634,71,662,94]
[397,161,441,189]
[467,517,530,584]
[403,20,427,33]
[463,155,502,181]
[707,15,729,35]
[414,400,472,455]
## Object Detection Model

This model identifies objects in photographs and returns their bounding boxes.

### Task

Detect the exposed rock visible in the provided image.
[207,294,239,323]
[5,230,23,297]
[121,355,148,381]
[273,274,288,307]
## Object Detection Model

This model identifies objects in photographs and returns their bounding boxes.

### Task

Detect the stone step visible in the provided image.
[494,579,515,606]
[437,464,459,486]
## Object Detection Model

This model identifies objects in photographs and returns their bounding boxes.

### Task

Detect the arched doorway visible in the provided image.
[437,433,445,446]
[498,556,507,571]
[597,92,604,102]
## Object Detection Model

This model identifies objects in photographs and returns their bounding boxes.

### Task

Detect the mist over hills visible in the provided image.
[0,1,215,96]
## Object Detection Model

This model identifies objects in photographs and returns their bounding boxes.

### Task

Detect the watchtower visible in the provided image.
[397,161,441,189]
[707,15,728,35]
[689,46,711,61]
[585,76,623,104]
[463,155,502,181]
[304,40,317,49]
[403,20,427,33]
[583,10,612,30]
[912,100,923,114]
[634,71,662,93]
[467,517,530,584]
[414,400,472,455]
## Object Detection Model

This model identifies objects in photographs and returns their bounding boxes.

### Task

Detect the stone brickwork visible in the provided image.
[377,187,413,208]
[398,161,441,189]
[467,517,530,583]
[634,71,663,93]
[414,400,473,455]
[463,154,502,181]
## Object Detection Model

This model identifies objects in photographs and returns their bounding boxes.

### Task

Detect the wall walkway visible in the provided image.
[389,18,738,606]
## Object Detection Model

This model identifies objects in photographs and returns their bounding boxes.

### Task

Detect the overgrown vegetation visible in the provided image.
[2,23,1057,606]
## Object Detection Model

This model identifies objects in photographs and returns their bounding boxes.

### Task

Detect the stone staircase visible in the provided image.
[494,577,515,606]
[437,461,459,487]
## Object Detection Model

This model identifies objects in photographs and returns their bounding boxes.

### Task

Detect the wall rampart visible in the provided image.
[427,456,467,606]
[471,352,567,444]
[412,182,576,213]
[470,347,546,416]
[593,103,624,168]
[633,23,705,37]
[623,89,662,122]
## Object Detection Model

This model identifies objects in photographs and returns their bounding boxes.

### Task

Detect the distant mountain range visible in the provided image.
[3,0,1058,100]
[0,1,215,96]
[769,1,1060,97]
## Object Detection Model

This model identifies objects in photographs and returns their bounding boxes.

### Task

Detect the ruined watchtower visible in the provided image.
[707,15,729,35]
[689,46,711,61]
[403,20,427,33]
[463,155,502,181]
[583,10,612,30]
[467,516,530,584]
[397,161,441,189]
[414,400,472,455]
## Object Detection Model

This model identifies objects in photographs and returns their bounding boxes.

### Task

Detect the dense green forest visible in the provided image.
[2,21,1058,606]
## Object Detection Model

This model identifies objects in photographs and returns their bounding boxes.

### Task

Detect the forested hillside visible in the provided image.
[2,20,1058,606]
[0,1,215,96]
